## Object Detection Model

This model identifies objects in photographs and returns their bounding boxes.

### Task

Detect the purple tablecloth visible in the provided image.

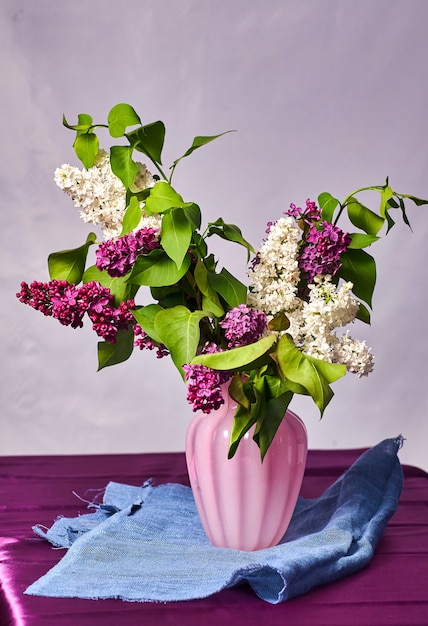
[0,449,427,625]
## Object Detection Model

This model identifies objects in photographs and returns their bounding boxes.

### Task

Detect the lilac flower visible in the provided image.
[49,283,86,328]
[248,252,261,271]
[133,324,169,358]
[87,297,135,343]
[16,279,136,342]
[285,199,320,223]
[299,221,351,282]
[183,343,231,414]
[78,281,112,315]
[16,280,53,316]
[95,227,160,277]
[17,280,87,328]
[220,304,268,348]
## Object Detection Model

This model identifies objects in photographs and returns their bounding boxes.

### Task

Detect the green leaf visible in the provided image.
[208,267,247,308]
[399,193,428,207]
[228,375,251,410]
[76,113,93,131]
[171,131,234,169]
[379,184,394,219]
[228,405,258,459]
[338,248,376,308]
[48,233,97,283]
[264,375,293,398]
[150,285,186,308]
[62,113,93,132]
[231,378,266,457]
[194,260,224,317]
[127,121,166,165]
[305,354,346,384]
[108,103,141,138]
[385,210,396,233]
[207,218,255,260]
[127,249,191,287]
[253,391,294,460]
[396,197,411,230]
[120,196,142,236]
[348,233,380,249]
[132,304,164,343]
[346,198,385,236]
[228,377,265,459]
[110,145,138,189]
[268,311,290,332]
[144,181,185,215]
[183,202,202,229]
[192,233,208,258]
[154,306,208,376]
[73,133,99,169]
[97,330,134,370]
[356,301,371,324]
[318,192,339,222]
[161,208,193,269]
[82,264,131,304]
[275,334,343,415]
[281,379,309,395]
[191,334,276,370]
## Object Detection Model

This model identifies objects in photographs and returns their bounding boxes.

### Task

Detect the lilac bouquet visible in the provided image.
[17,104,427,458]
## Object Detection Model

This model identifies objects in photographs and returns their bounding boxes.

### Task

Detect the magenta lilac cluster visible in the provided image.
[16,280,135,343]
[285,199,351,282]
[286,198,320,223]
[183,342,231,414]
[133,324,169,359]
[183,306,267,414]
[89,296,135,343]
[300,221,351,282]
[96,227,160,277]
[219,304,268,348]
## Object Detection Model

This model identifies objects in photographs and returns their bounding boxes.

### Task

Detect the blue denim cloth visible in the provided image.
[25,437,403,604]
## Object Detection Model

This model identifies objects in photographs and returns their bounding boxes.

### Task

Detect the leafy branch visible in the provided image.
[318,179,428,322]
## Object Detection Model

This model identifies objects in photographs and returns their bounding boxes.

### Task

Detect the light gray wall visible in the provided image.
[1,0,427,470]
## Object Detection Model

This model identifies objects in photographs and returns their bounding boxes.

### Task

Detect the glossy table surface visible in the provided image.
[1,449,427,626]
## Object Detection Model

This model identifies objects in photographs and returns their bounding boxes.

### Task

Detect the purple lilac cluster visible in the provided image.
[16,280,135,343]
[89,296,135,343]
[17,280,85,328]
[285,198,350,282]
[183,306,267,414]
[183,343,231,414]
[219,304,268,348]
[286,198,320,223]
[299,221,351,282]
[96,227,160,278]
[133,324,169,359]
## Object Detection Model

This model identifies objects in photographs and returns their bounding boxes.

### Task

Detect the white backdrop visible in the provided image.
[1,0,427,471]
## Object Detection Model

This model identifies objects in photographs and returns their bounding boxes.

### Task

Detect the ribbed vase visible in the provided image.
[185,383,308,551]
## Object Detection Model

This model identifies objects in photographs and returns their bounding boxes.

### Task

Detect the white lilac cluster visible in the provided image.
[248,219,374,377]
[247,216,301,315]
[294,277,374,377]
[332,333,374,377]
[54,150,159,239]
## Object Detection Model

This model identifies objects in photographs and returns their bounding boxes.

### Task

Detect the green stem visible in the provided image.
[333,185,383,226]
[89,124,109,131]
[168,164,177,184]
[333,202,345,226]
[152,162,169,181]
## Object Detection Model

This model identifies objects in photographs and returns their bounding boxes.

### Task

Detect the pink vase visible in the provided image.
[185,383,308,551]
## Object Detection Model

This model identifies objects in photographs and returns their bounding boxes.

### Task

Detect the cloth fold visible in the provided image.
[25,437,403,604]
